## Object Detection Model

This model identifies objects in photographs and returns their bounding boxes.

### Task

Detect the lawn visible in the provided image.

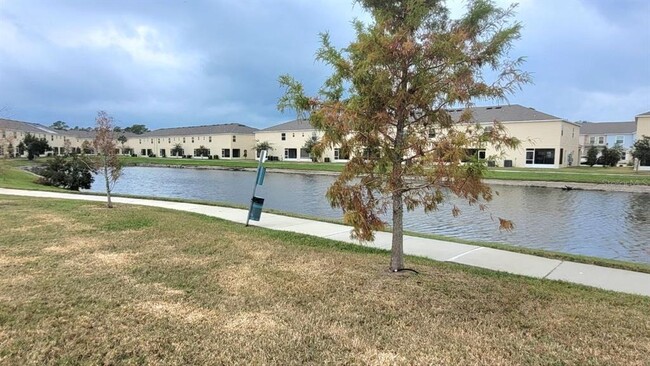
[1,196,648,364]
[0,159,66,192]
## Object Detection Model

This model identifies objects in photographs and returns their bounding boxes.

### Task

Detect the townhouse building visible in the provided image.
[132,124,257,159]
[578,121,636,164]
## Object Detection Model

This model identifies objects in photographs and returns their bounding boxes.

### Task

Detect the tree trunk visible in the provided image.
[103,156,112,208]
[390,189,404,271]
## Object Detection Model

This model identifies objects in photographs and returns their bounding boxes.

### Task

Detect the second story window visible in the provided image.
[183,137,186,143]
[598,136,605,144]
[281,133,286,141]
[232,135,236,142]
[191,137,194,143]
[616,135,624,144]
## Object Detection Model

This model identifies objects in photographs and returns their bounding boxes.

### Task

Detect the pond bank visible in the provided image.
[130,163,650,194]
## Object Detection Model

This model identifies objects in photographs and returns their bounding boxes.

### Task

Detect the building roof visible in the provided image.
[143,123,257,137]
[637,111,650,117]
[579,121,637,135]
[0,118,60,135]
[448,104,563,123]
[260,119,314,132]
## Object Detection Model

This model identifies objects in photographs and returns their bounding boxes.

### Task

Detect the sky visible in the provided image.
[0,0,649,130]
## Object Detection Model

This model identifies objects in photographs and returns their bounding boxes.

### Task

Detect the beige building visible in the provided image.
[0,118,104,157]
[636,111,650,139]
[132,124,257,159]
[254,119,347,162]
[0,118,257,160]
[257,105,580,168]
[445,105,579,168]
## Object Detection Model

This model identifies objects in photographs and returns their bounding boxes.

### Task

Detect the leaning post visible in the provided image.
[246,149,267,226]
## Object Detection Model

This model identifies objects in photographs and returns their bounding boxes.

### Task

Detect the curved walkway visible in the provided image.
[2,188,649,297]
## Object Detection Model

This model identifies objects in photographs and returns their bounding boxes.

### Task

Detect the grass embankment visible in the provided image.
[1,196,649,364]
[0,159,66,192]
[486,167,650,185]
[121,156,345,172]
[122,156,650,185]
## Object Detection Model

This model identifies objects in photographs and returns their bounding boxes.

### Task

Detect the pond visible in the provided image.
[87,166,650,265]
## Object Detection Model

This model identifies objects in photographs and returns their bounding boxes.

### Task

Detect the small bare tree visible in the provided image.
[93,111,122,208]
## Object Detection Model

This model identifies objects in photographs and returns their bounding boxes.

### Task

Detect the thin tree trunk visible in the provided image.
[103,156,112,208]
[390,189,404,271]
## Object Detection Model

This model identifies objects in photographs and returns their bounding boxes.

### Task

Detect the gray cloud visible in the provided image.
[0,0,648,129]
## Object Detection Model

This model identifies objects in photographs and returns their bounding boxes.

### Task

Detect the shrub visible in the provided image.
[37,155,96,191]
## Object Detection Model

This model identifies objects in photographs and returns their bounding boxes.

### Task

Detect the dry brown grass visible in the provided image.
[0,195,649,365]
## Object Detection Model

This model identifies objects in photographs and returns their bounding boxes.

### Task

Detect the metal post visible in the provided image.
[246,150,267,226]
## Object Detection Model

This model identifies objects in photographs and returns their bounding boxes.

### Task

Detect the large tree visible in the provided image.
[50,120,69,130]
[124,124,149,135]
[279,0,528,271]
[93,111,122,208]
[23,133,51,160]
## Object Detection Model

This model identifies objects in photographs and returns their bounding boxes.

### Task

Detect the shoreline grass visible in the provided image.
[1,196,649,364]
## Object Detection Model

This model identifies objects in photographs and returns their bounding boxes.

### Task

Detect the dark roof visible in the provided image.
[260,119,314,132]
[144,123,257,137]
[579,121,637,135]
[637,111,650,117]
[448,104,563,123]
[0,118,60,135]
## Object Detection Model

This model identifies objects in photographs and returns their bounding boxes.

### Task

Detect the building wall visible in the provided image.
[255,129,343,162]
[637,115,650,139]
[130,133,256,159]
[490,120,579,168]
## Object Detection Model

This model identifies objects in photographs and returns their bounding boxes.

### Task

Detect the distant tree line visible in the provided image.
[50,121,149,135]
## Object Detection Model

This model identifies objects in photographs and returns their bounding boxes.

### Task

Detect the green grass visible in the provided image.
[0,159,66,192]
[121,156,346,172]
[1,196,649,364]
[486,166,650,185]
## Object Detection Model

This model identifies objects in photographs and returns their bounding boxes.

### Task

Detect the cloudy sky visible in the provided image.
[1,0,648,129]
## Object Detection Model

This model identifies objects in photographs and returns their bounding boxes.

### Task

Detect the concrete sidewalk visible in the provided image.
[1,188,649,297]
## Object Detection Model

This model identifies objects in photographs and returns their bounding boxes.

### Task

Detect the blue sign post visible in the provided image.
[246,150,267,226]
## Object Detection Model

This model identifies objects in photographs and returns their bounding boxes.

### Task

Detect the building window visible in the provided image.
[300,148,310,159]
[334,148,350,160]
[597,136,605,144]
[139,139,142,144]
[462,149,486,162]
[526,148,555,165]
[151,139,153,143]
[183,137,186,143]
[589,136,595,144]
[221,149,230,158]
[284,148,297,159]
[616,135,624,144]
[191,137,194,143]
[168,138,171,143]
[232,149,240,158]
[302,133,305,137]
[157,139,160,143]
[232,135,236,142]
[281,133,286,141]
[292,133,295,137]
[209,136,212,143]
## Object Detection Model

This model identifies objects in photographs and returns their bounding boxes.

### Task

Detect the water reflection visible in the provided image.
[88,167,650,264]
